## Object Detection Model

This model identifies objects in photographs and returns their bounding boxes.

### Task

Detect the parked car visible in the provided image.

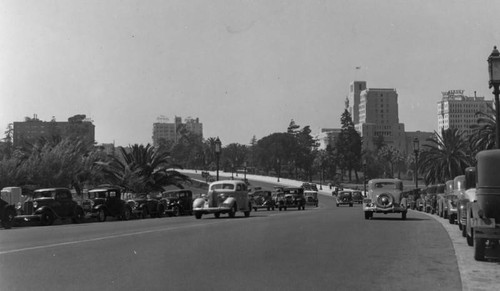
[304,190,319,207]
[15,187,85,226]
[192,180,251,219]
[415,194,425,211]
[363,179,407,220]
[452,175,467,229]
[126,193,163,218]
[437,180,454,219]
[336,191,353,207]
[459,167,476,239]
[157,189,193,216]
[250,190,275,211]
[0,187,22,229]
[83,186,133,221]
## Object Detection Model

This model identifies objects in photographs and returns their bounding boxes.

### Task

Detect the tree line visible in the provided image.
[0,105,497,192]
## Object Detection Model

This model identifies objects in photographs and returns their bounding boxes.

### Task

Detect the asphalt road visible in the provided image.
[0,182,461,291]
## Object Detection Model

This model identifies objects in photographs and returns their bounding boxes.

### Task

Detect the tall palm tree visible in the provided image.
[98,144,189,193]
[469,106,496,155]
[418,128,473,185]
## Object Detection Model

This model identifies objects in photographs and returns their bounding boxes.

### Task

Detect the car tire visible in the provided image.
[228,205,236,218]
[214,213,220,218]
[364,212,371,220]
[474,238,486,261]
[244,211,250,217]
[195,212,202,219]
[349,203,353,207]
[97,209,106,222]
[466,229,474,247]
[1,207,16,229]
[173,206,180,217]
[449,214,454,224]
[402,211,407,220]
[158,205,165,218]
[122,207,131,221]
[72,208,85,224]
[41,211,55,226]
[461,224,467,237]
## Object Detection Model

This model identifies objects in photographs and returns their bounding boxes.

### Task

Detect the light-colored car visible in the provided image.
[363,179,407,220]
[192,180,251,219]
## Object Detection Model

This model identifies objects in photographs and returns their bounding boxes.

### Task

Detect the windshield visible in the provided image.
[88,191,107,199]
[374,182,402,190]
[33,191,55,199]
[211,183,235,190]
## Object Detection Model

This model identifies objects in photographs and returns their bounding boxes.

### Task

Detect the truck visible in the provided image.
[0,187,22,229]
[467,149,500,261]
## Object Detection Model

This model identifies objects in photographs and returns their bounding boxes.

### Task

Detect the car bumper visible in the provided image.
[363,205,407,213]
[193,206,231,214]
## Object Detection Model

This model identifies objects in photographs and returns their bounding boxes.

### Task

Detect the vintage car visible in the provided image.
[15,187,85,226]
[415,194,425,211]
[352,191,363,204]
[83,186,133,221]
[0,187,22,229]
[336,191,353,207]
[250,190,275,211]
[126,193,163,218]
[157,189,193,216]
[451,175,466,228]
[276,187,306,211]
[192,180,251,219]
[458,167,476,239]
[302,182,318,192]
[363,179,407,220]
[437,180,454,219]
[304,190,319,207]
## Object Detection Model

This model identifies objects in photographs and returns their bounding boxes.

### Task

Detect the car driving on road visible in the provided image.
[363,179,407,220]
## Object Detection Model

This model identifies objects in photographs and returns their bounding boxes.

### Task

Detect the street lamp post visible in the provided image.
[215,137,221,181]
[243,161,247,183]
[413,137,420,190]
[363,160,367,195]
[488,46,500,149]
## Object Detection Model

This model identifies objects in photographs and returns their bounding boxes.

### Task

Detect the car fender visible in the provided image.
[193,197,206,208]
[223,197,237,207]
[34,206,56,217]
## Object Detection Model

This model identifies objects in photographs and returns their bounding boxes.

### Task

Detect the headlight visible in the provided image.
[33,201,38,208]
[16,202,22,209]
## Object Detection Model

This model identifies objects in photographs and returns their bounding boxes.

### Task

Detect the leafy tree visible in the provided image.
[469,106,496,155]
[418,128,473,185]
[98,144,189,193]
[336,109,362,181]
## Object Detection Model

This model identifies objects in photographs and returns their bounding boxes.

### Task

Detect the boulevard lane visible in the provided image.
[0,193,460,291]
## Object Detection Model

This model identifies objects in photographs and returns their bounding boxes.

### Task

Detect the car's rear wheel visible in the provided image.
[195,212,202,219]
[349,203,353,207]
[467,229,474,246]
[214,213,220,218]
[1,207,16,229]
[122,207,131,221]
[97,209,106,222]
[228,205,237,218]
[364,211,371,220]
[474,238,486,261]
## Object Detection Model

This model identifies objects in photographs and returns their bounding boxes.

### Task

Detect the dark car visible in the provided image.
[15,187,85,226]
[157,189,193,216]
[250,190,275,211]
[279,187,306,211]
[336,191,353,207]
[352,191,363,204]
[126,193,163,218]
[83,186,133,222]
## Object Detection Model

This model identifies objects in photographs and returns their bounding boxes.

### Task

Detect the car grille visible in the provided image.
[22,201,34,215]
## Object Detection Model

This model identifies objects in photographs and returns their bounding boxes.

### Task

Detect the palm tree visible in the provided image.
[418,128,473,185]
[98,144,189,193]
[469,106,496,155]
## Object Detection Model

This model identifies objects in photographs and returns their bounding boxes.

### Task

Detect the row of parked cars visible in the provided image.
[0,185,195,227]
[0,180,321,227]
[411,149,500,261]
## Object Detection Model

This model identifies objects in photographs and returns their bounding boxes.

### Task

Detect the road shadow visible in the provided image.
[368,217,430,221]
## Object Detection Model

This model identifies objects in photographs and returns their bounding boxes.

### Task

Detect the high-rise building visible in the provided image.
[13,114,95,147]
[152,116,203,147]
[437,90,492,136]
[348,81,367,124]
[351,84,406,152]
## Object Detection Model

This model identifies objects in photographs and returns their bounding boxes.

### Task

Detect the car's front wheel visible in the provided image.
[195,212,202,219]
[97,209,106,222]
[364,211,372,220]
[41,211,55,226]
[228,205,237,218]
[72,208,85,224]
[122,207,131,221]
[1,207,16,229]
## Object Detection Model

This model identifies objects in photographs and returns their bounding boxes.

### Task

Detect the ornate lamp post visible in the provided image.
[277,157,281,183]
[215,137,221,181]
[488,46,500,149]
[413,137,420,190]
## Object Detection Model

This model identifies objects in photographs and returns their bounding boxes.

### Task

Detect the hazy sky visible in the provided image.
[1,0,500,146]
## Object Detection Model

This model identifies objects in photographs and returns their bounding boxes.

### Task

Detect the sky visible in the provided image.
[1,0,500,147]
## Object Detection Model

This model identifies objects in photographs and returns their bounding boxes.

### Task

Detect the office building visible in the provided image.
[152,116,203,147]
